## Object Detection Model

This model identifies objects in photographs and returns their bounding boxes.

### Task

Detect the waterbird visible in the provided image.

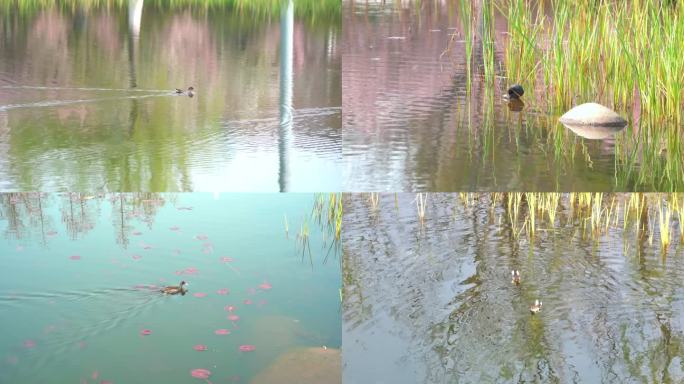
[174,87,194,97]
[161,281,188,295]
[511,270,521,285]
[529,299,542,314]
[507,84,524,99]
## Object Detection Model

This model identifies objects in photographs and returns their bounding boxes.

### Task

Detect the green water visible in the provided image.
[0,1,341,191]
[0,193,341,383]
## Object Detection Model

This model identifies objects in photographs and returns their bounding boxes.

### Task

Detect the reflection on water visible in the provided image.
[342,1,629,191]
[0,193,340,383]
[343,193,684,383]
[0,2,340,191]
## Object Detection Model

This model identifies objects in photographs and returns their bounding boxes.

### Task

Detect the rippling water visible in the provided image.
[343,193,684,383]
[0,2,341,191]
[0,193,341,383]
[342,1,624,191]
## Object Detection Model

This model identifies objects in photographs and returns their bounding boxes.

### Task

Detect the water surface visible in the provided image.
[0,193,341,383]
[343,193,684,383]
[0,1,341,191]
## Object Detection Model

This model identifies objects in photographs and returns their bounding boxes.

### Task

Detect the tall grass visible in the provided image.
[497,0,684,190]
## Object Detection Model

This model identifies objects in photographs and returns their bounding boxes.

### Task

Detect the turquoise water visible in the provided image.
[0,193,340,383]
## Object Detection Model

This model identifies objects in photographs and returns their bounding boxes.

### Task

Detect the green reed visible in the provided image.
[497,0,684,190]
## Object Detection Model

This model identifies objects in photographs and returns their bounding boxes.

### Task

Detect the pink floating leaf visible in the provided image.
[227,315,240,322]
[23,340,36,348]
[193,344,207,351]
[191,369,211,379]
[258,282,272,290]
[169,226,180,231]
[193,293,207,298]
[214,329,230,335]
[243,299,253,305]
[216,288,229,295]
[220,257,234,263]
[92,371,99,380]
[224,305,236,312]
[132,255,142,260]
[239,345,256,352]
[195,234,209,241]
[69,255,81,260]
[140,329,152,336]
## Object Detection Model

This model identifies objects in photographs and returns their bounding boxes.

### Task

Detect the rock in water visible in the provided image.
[559,102,627,139]
[559,103,627,127]
[250,347,341,384]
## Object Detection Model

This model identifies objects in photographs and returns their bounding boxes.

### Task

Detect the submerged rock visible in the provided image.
[250,347,341,384]
[559,102,627,139]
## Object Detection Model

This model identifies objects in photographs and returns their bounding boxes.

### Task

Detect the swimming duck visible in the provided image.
[529,299,542,314]
[506,84,524,100]
[511,270,521,285]
[161,281,188,295]
[175,88,184,94]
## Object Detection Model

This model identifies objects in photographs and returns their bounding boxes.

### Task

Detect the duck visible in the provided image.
[511,270,521,285]
[529,299,542,314]
[506,84,524,100]
[161,281,188,295]
[174,87,194,97]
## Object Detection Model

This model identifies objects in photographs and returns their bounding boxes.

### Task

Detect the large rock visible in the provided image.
[250,347,341,384]
[559,102,627,139]
[559,102,628,127]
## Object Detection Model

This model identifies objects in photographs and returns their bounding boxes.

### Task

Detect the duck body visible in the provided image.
[162,281,188,295]
[511,270,521,285]
[529,299,542,314]
[174,87,194,97]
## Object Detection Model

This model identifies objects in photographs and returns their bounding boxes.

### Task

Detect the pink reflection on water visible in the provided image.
[193,293,207,298]
[23,340,36,348]
[140,329,152,336]
[220,257,234,263]
[191,368,211,379]
[46,230,58,236]
[170,226,180,231]
[216,288,229,295]
[193,344,207,351]
[214,329,230,335]
[69,255,81,260]
[132,255,142,260]
[258,282,272,290]
[243,299,252,305]
[227,315,240,322]
[224,305,236,312]
[195,234,209,241]
[239,345,255,352]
